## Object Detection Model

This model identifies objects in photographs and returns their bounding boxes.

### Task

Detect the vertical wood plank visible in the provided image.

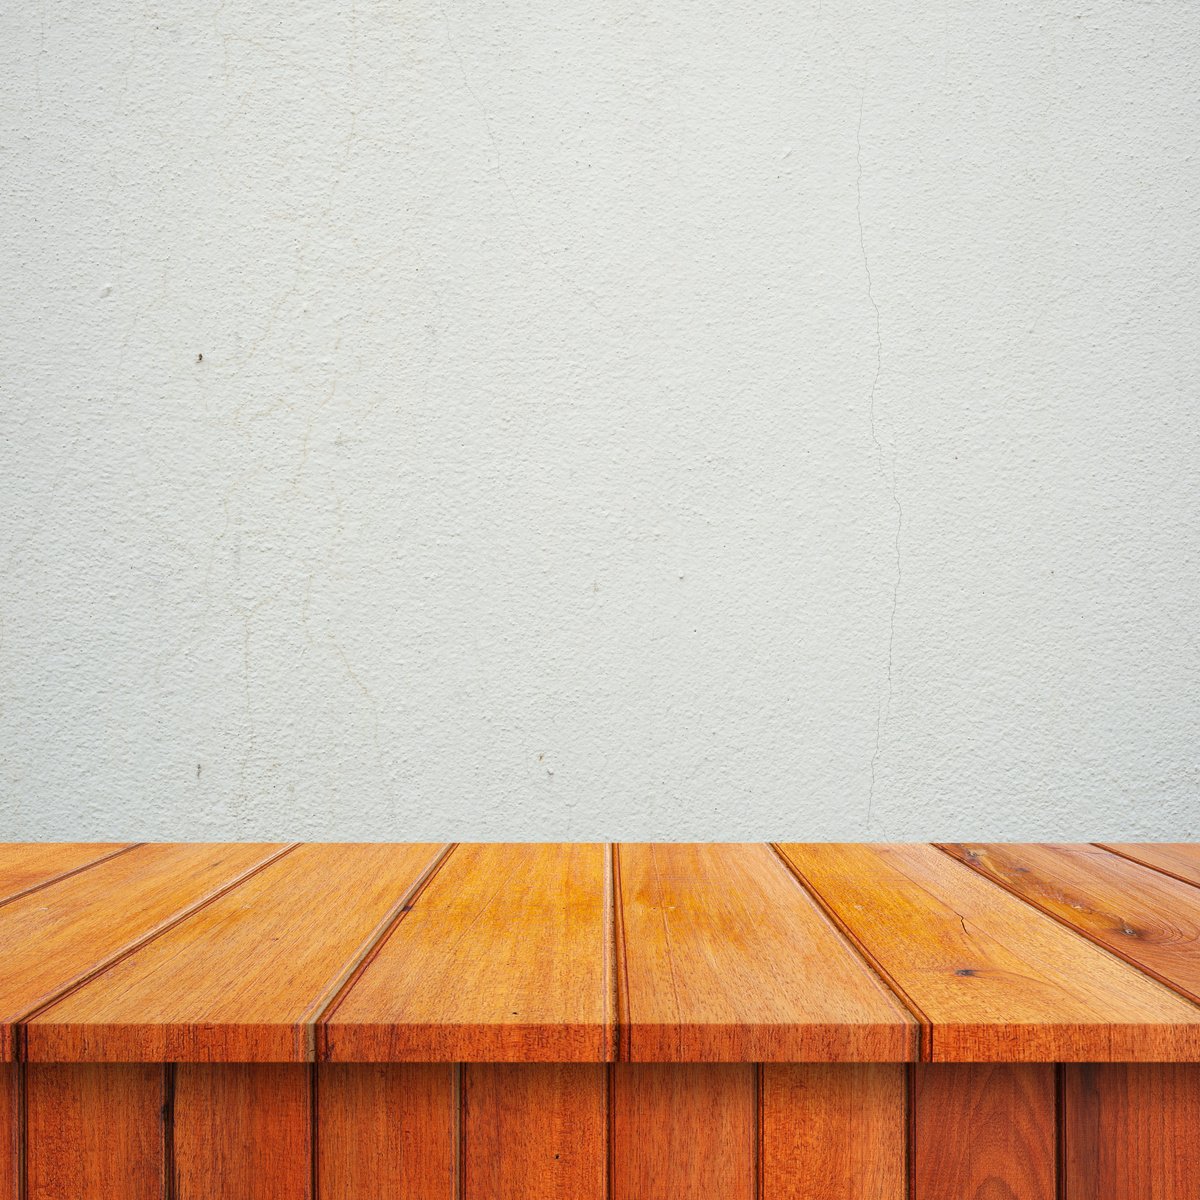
[611,1063,756,1200]
[0,1066,17,1200]
[912,1064,1055,1200]
[1063,1063,1200,1199]
[174,1063,311,1200]
[25,1063,164,1200]
[462,1063,606,1200]
[317,1064,455,1200]
[761,1064,906,1199]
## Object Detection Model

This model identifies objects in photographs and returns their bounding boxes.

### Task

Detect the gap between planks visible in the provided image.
[11,844,302,1056]
[769,844,934,1062]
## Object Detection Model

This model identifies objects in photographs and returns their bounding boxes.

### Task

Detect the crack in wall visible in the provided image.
[857,85,903,827]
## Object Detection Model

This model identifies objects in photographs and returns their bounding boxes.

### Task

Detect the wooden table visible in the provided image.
[1,842,1198,1197]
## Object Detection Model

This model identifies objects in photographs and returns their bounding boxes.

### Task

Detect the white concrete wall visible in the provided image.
[2,1,1198,840]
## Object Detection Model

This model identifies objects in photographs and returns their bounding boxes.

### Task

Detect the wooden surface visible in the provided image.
[778,842,1200,1061]
[760,1064,906,1199]
[2,1061,1199,1197]
[316,1064,455,1199]
[463,1063,606,1200]
[26,1063,165,1200]
[0,844,129,906]
[611,1063,757,1200]
[28,843,445,1061]
[943,842,1200,1005]
[912,1063,1057,1200]
[1062,1063,1200,1199]
[615,843,916,1060]
[321,843,612,1062]
[2,841,1200,1063]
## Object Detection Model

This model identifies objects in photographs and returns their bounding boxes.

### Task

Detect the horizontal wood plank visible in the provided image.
[322,843,612,1062]
[617,843,916,1061]
[0,843,289,1061]
[1099,844,1200,889]
[778,843,1200,1061]
[27,843,446,1061]
[943,843,1200,1007]
[0,845,130,907]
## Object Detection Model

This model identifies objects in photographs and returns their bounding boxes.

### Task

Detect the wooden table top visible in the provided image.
[1,842,1198,1064]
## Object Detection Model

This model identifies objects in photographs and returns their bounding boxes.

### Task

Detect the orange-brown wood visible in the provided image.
[25,1064,164,1200]
[0,844,130,907]
[173,1064,311,1200]
[0,1066,16,1200]
[943,842,1200,1007]
[616,844,916,1061]
[761,1064,906,1199]
[611,1063,756,1200]
[778,842,1200,1061]
[322,844,612,1062]
[912,1063,1056,1200]
[316,1064,456,1199]
[463,1064,606,1200]
[1100,843,1200,888]
[0,842,287,1061]
[1062,1063,1200,1199]
[27,843,446,1062]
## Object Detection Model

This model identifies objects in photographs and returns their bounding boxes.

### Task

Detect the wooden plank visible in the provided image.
[1097,843,1200,889]
[912,1064,1055,1200]
[463,1064,606,1200]
[611,1063,756,1200]
[615,844,916,1061]
[28,843,446,1062]
[778,843,1200,1061]
[0,842,288,1061]
[173,1063,310,1200]
[0,1066,16,1200]
[25,1064,164,1200]
[316,1064,455,1200]
[322,843,612,1062]
[760,1064,906,1200]
[0,844,130,907]
[942,843,1200,1005]
[1062,1063,1200,1199]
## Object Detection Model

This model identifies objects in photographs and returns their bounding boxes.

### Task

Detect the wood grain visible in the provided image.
[0,844,130,907]
[1062,1063,1200,1199]
[1097,843,1200,889]
[0,842,288,1061]
[28,843,446,1061]
[322,843,612,1062]
[943,842,1200,1006]
[463,1064,606,1200]
[317,1064,455,1199]
[761,1064,906,1199]
[25,1064,164,1200]
[912,1064,1056,1200]
[778,842,1200,1061]
[611,1063,756,1200]
[0,1066,16,1200]
[174,1063,311,1200]
[616,843,916,1061]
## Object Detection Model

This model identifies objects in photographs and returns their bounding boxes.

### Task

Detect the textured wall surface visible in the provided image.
[2,1,1198,840]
